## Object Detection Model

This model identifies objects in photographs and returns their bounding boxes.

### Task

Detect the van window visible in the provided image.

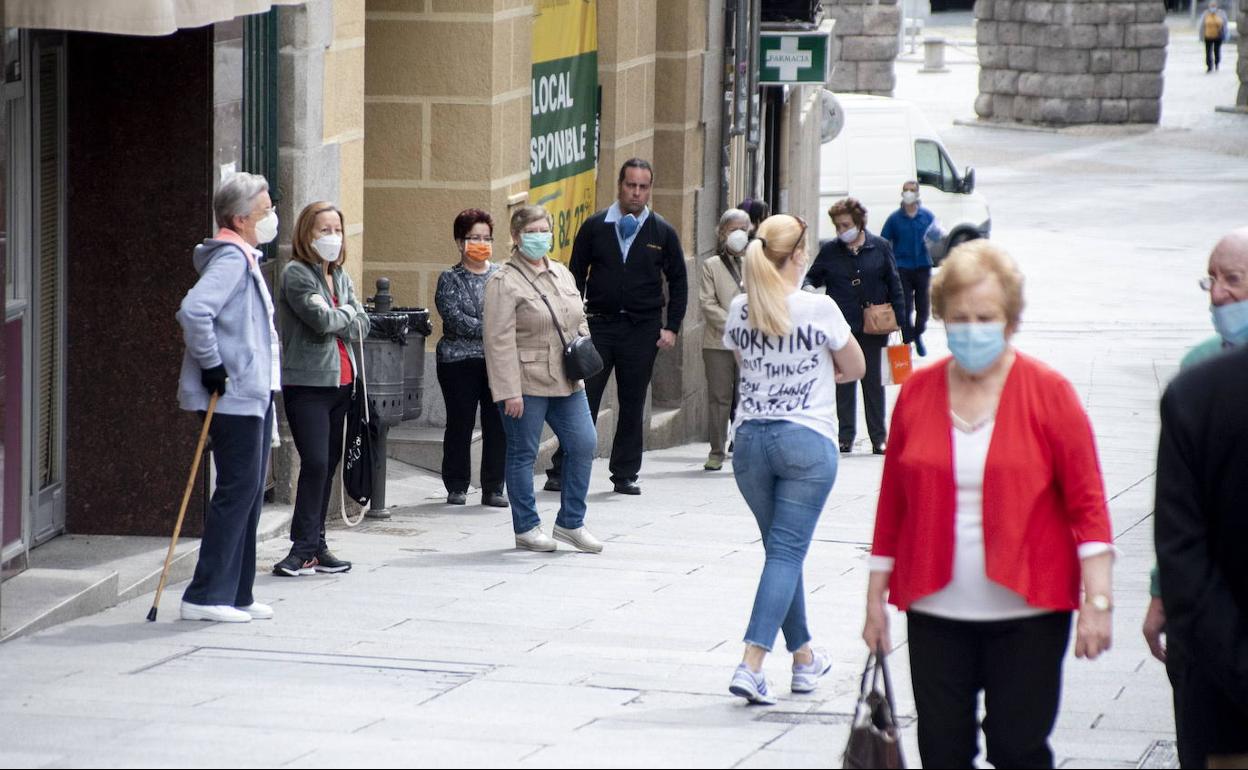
[915,139,959,193]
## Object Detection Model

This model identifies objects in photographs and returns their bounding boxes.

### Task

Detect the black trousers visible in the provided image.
[1206,39,1223,70]
[549,315,661,484]
[1167,637,1248,768]
[908,610,1072,770]
[436,357,505,495]
[898,267,932,338]
[836,333,887,447]
[283,384,352,559]
[183,401,273,607]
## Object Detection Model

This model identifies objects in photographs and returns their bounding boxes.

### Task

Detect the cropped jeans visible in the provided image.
[732,419,839,652]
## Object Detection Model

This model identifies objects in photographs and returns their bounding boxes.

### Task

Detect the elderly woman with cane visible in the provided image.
[175,172,282,623]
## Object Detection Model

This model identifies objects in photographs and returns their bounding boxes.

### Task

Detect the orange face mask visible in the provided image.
[464,241,492,262]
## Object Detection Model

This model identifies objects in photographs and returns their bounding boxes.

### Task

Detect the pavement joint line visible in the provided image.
[350,718,385,735]
[483,580,506,591]
[127,646,202,675]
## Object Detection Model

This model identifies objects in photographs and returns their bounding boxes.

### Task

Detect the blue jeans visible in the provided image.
[733,420,839,653]
[500,390,597,534]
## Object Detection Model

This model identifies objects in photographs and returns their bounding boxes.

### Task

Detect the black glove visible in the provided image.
[201,364,229,396]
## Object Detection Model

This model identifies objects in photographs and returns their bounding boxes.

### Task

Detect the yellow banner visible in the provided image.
[530,0,598,264]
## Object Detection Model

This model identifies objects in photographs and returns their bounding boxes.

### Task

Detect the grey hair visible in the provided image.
[214,172,270,230]
[509,205,553,239]
[717,208,750,249]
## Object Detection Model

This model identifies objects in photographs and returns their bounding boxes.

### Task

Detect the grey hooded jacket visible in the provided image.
[177,237,279,418]
[277,259,369,386]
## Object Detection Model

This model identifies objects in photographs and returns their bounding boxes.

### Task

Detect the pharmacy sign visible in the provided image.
[758,30,831,85]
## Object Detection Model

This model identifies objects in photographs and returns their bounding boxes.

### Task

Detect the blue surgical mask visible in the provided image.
[945,322,1008,374]
[519,232,552,261]
[1212,298,1248,346]
[838,227,860,244]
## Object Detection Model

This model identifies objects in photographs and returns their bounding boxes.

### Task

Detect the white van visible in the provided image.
[818,94,990,264]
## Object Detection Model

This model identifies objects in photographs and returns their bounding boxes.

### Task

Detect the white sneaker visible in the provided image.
[729,664,777,706]
[552,525,604,554]
[791,647,833,693]
[236,602,274,620]
[181,602,251,623]
[515,526,557,552]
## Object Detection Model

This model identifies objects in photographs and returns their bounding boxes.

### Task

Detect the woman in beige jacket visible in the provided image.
[483,205,602,554]
[700,209,751,470]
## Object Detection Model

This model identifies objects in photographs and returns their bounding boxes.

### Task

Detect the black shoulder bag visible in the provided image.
[842,647,907,769]
[517,268,604,382]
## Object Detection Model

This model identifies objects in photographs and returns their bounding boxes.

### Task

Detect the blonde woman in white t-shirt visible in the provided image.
[723,214,866,704]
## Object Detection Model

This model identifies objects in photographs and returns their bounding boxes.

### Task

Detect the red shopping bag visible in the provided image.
[884,334,912,386]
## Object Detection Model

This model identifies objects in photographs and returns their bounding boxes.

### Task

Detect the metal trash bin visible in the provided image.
[361,278,412,518]
[391,307,432,422]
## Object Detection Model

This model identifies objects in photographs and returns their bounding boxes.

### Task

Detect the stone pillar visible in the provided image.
[973,0,1168,125]
[596,0,658,207]
[824,0,900,95]
[364,2,532,317]
[1239,5,1248,107]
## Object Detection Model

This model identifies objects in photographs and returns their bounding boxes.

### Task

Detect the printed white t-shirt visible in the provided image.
[722,289,853,442]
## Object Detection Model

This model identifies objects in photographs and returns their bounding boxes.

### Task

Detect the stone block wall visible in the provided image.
[824,0,900,95]
[1239,6,1248,107]
[973,0,1168,125]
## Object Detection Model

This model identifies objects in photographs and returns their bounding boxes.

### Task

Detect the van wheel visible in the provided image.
[938,231,978,265]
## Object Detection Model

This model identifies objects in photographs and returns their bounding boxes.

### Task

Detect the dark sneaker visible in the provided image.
[273,553,316,577]
[543,477,562,492]
[313,549,352,573]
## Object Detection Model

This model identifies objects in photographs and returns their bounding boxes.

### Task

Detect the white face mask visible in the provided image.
[838,227,860,244]
[902,191,919,205]
[254,210,279,245]
[313,234,343,263]
[725,230,749,254]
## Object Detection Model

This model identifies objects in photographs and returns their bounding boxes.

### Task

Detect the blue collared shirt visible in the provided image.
[605,201,651,262]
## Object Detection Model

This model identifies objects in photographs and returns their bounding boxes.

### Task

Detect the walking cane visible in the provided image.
[147,391,220,621]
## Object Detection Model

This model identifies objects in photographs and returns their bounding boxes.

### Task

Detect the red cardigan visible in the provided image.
[871,353,1113,612]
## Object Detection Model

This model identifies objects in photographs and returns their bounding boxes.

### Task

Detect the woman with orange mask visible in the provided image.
[435,209,508,507]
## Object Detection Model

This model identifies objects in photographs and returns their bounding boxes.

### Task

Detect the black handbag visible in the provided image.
[843,648,907,770]
[518,269,604,382]
[342,320,375,508]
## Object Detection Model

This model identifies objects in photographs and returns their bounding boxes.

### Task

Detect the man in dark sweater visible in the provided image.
[1155,344,1248,768]
[545,158,687,495]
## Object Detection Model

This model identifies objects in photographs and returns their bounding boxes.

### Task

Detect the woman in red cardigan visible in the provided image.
[861,241,1115,769]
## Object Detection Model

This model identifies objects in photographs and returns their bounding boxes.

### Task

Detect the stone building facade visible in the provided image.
[973,0,1168,125]
[824,0,901,95]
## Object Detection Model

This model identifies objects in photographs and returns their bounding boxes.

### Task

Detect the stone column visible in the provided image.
[364,2,532,316]
[1239,5,1248,107]
[824,0,901,95]
[596,0,658,207]
[974,0,1167,125]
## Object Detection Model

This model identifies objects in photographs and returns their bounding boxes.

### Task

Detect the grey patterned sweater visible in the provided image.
[435,263,498,363]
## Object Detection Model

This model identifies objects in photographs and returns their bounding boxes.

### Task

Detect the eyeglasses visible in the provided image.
[1200,273,1246,292]
[463,235,493,243]
[791,216,808,257]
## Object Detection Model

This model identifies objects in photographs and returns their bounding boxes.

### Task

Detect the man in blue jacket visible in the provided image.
[880,180,939,357]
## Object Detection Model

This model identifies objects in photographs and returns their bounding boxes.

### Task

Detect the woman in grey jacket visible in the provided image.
[273,202,368,577]
[176,172,281,623]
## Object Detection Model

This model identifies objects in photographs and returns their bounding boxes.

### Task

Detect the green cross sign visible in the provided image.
[758,31,831,85]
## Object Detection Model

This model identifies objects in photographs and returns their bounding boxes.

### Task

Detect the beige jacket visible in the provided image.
[699,251,744,350]
[484,255,589,401]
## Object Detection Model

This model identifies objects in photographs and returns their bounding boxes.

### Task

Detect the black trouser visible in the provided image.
[549,315,661,484]
[897,266,932,339]
[1167,637,1248,768]
[436,357,505,495]
[907,610,1072,770]
[1206,39,1223,70]
[836,332,887,447]
[183,401,273,607]
[283,384,351,559]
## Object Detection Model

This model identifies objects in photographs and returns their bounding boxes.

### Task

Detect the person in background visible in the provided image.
[738,198,771,238]
[881,180,941,357]
[724,213,865,704]
[483,206,601,554]
[863,241,1114,768]
[272,201,368,578]
[805,198,909,455]
[1199,0,1229,72]
[176,172,282,622]
[699,208,750,471]
[434,208,508,508]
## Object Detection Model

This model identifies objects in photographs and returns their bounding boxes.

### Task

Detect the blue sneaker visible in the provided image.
[791,647,833,693]
[729,664,777,705]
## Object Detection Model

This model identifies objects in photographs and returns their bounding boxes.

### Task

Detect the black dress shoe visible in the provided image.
[447,491,467,505]
[872,443,886,455]
[914,335,927,357]
[839,442,853,454]
[482,491,509,508]
[543,477,562,492]
[613,480,642,495]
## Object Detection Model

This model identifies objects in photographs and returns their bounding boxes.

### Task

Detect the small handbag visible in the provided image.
[843,648,907,770]
[518,269,604,382]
